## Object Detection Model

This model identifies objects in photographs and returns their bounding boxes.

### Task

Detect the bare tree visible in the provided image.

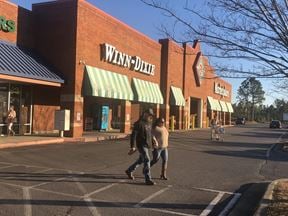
[140,0,288,79]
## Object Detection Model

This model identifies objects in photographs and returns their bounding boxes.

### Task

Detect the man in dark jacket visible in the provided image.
[125,108,155,185]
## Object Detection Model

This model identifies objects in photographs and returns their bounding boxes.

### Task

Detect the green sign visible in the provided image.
[0,16,15,33]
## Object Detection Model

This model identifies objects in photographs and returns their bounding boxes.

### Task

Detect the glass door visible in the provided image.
[0,83,32,136]
[0,84,8,136]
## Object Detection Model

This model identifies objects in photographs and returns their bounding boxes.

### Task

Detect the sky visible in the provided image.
[10,0,283,106]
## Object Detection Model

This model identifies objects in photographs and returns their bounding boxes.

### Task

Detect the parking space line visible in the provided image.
[3,168,53,180]
[146,208,196,216]
[200,192,225,216]
[191,187,234,195]
[83,197,102,216]
[23,187,32,216]
[84,180,126,198]
[219,193,241,216]
[30,187,82,199]
[0,164,18,170]
[134,185,172,208]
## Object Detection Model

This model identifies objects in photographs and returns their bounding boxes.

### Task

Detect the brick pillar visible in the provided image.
[120,100,131,133]
[160,104,170,129]
[223,112,226,125]
[60,94,83,138]
[177,106,183,130]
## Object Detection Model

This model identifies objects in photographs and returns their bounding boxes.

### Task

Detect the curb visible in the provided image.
[254,179,288,216]
[0,134,129,150]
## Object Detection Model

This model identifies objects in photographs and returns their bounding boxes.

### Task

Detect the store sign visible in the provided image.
[101,43,155,76]
[214,82,229,97]
[0,16,16,32]
[193,52,205,86]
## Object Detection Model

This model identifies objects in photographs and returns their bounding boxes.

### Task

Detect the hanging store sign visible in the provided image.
[193,52,205,86]
[101,43,155,76]
[214,82,229,97]
[0,16,16,32]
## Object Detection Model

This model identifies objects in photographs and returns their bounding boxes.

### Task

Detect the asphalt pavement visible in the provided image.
[0,124,287,216]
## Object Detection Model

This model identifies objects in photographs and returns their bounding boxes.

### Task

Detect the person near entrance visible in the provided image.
[7,106,16,136]
[150,117,169,180]
[125,108,155,185]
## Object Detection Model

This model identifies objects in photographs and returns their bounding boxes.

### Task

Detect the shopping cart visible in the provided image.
[211,125,225,141]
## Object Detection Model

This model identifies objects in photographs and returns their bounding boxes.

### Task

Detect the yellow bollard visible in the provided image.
[170,115,175,131]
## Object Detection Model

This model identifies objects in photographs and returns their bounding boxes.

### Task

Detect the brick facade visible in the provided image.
[0,0,233,137]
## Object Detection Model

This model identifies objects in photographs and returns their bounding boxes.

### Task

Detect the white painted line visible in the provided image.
[84,181,125,198]
[146,207,196,216]
[0,180,24,188]
[4,168,53,180]
[134,185,172,208]
[266,131,288,159]
[0,165,17,170]
[219,193,241,216]
[83,197,102,216]
[23,187,32,216]
[30,187,82,199]
[191,187,234,195]
[200,192,225,216]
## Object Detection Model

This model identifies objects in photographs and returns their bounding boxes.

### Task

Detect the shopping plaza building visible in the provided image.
[0,0,233,137]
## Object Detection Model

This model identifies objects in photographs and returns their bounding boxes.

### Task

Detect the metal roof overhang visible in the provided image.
[0,40,64,87]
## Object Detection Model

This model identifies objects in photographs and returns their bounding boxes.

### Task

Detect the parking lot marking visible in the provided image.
[0,165,17,170]
[84,197,102,216]
[191,187,234,195]
[134,185,172,208]
[200,192,225,216]
[219,193,241,216]
[23,187,32,216]
[146,208,197,216]
[84,180,126,198]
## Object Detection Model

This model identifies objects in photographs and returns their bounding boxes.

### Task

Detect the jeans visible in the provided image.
[127,146,152,181]
[150,148,168,169]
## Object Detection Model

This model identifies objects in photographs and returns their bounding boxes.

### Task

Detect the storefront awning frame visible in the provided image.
[84,65,134,101]
[170,86,185,106]
[219,101,229,112]
[226,102,234,113]
[132,78,164,104]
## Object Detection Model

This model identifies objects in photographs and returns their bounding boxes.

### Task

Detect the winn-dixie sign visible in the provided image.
[214,82,229,97]
[102,43,155,76]
[0,16,15,32]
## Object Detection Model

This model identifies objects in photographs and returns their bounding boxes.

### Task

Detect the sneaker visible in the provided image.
[145,179,156,185]
[125,170,134,180]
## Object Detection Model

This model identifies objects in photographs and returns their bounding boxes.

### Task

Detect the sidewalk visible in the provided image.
[0,131,129,149]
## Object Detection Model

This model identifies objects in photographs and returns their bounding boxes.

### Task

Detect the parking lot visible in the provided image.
[0,124,286,215]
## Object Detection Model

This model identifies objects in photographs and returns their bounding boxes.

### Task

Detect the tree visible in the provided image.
[140,0,288,79]
[237,77,265,121]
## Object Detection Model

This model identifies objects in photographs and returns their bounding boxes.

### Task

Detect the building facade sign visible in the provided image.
[214,82,229,97]
[0,16,15,32]
[101,43,155,76]
[193,52,205,86]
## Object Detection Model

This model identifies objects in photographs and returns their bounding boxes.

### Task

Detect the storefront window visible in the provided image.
[0,84,32,136]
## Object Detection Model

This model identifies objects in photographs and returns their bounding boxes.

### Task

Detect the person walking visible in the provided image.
[125,108,155,185]
[150,117,169,180]
[7,106,16,136]
[210,118,218,140]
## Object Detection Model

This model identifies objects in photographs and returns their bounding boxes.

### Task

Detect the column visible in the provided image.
[120,100,131,133]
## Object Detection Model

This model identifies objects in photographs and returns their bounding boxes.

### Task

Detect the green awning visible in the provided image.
[170,86,185,106]
[132,78,164,104]
[226,102,234,113]
[207,96,217,111]
[84,65,133,100]
[214,99,222,111]
[219,101,229,112]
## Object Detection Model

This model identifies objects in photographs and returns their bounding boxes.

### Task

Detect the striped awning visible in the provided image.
[219,101,229,112]
[170,86,185,106]
[132,78,164,104]
[207,96,217,111]
[226,102,234,113]
[84,65,133,100]
[214,99,222,111]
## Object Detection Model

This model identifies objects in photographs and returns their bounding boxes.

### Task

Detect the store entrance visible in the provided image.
[0,83,32,136]
[190,97,202,128]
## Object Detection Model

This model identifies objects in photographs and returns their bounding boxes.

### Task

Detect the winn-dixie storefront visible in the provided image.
[76,0,163,135]
[0,2,64,136]
[0,0,233,137]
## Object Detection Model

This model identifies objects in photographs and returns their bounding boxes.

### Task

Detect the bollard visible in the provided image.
[170,115,175,131]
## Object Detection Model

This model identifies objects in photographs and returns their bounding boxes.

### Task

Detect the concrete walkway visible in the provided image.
[0,131,129,149]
